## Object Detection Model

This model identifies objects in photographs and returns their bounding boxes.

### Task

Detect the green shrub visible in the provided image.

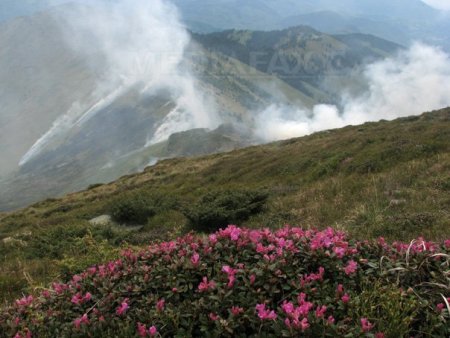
[25,224,90,260]
[87,183,105,190]
[110,192,178,225]
[185,189,268,232]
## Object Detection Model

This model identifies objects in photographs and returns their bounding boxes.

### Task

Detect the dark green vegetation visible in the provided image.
[184,189,268,232]
[0,108,449,304]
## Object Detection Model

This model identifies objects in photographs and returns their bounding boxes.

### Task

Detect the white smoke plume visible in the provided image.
[19,0,218,165]
[256,43,450,142]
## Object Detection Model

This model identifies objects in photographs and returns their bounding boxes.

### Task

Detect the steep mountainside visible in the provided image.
[0,11,316,211]
[194,27,401,101]
[0,108,449,302]
[0,12,98,176]
[0,8,402,211]
[0,46,311,212]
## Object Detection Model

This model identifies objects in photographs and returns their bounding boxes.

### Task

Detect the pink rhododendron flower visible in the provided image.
[315,305,327,318]
[149,326,157,336]
[14,332,31,338]
[209,234,218,244]
[378,237,387,247]
[209,313,219,321]
[344,260,358,275]
[361,318,374,332]
[336,284,344,294]
[231,306,244,316]
[137,323,147,337]
[222,265,237,288]
[221,265,234,274]
[116,300,129,316]
[16,296,33,307]
[375,333,385,338]
[250,274,256,285]
[190,252,200,267]
[255,304,277,320]
[198,277,216,292]
[436,303,445,312]
[72,275,82,283]
[300,318,310,331]
[71,293,83,305]
[281,301,295,315]
[445,239,450,249]
[327,316,335,324]
[333,246,346,258]
[227,274,236,288]
[156,299,165,312]
[341,293,350,303]
[256,243,268,254]
[297,302,313,317]
[300,267,325,286]
[74,314,89,330]
[230,227,241,241]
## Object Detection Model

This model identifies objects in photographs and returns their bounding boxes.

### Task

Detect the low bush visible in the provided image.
[110,192,178,225]
[1,226,448,337]
[185,189,268,232]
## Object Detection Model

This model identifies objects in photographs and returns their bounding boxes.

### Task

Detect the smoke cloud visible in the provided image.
[19,0,218,165]
[255,43,450,142]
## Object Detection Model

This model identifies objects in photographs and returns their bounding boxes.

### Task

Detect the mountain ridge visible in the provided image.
[0,12,402,211]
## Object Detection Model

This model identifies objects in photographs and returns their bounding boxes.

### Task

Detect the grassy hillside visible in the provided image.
[194,27,400,102]
[0,108,449,303]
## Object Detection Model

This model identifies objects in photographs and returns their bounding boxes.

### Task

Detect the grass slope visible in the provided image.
[0,108,449,303]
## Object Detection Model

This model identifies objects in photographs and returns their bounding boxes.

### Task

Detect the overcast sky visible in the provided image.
[422,0,450,10]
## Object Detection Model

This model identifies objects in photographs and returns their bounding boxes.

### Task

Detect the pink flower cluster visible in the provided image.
[137,323,157,337]
[71,292,92,305]
[15,296,33,307]
[222,265,238,288]
[74,313,89,330]
[116,299,130,316]
[344,260,358,275]
[256,304,277,320]
[5,225,449,337]
[281,293,317,330]
[198,277,216,292]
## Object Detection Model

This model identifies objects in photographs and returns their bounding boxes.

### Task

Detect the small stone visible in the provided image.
[89,215,112,226]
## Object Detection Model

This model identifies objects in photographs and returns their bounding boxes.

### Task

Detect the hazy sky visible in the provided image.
[422,0,450,10]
